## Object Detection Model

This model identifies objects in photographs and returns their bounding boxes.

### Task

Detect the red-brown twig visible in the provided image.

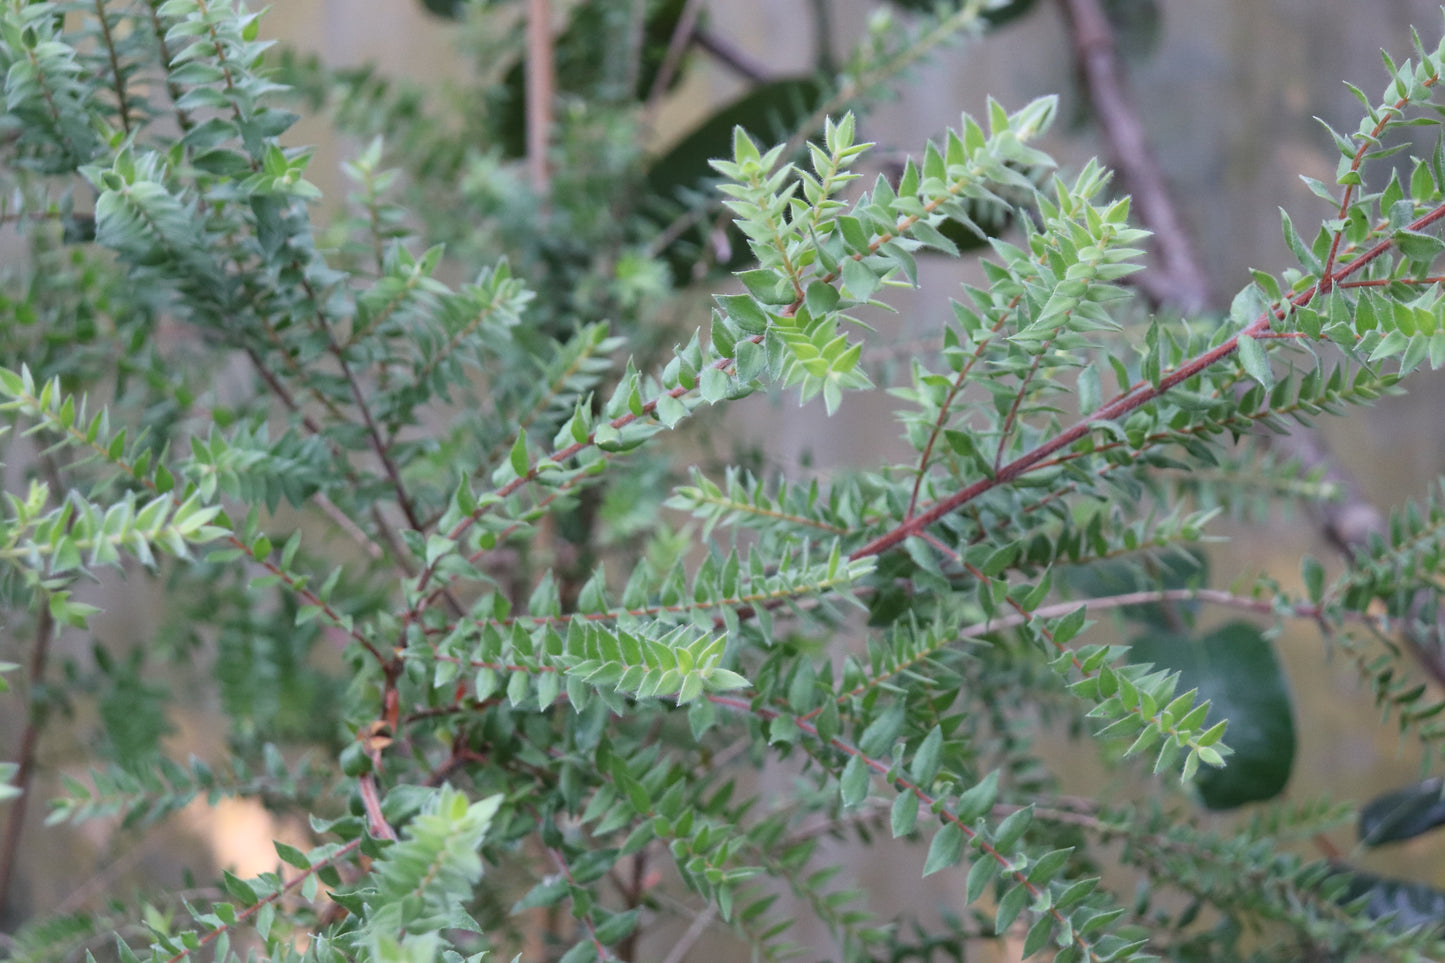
[1058,0,1209,312]
[526,0,555,197]
[849,197,1445,562]
[359,772,398,841]
[0,605,52,910]
[1057,0,1387,556]
[159,837,364,963]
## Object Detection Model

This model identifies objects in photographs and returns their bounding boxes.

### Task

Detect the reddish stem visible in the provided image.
[850,199,1445,563]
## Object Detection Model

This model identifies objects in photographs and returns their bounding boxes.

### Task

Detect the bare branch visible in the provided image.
[1056,0,1384,557]
[526,0,556,197]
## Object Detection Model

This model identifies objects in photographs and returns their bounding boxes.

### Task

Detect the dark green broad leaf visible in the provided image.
[866,581,912,627]
[647,76,829,203]
[424,0,692,155]
[419,0,472,17]
[97,649,171,769]
[1102,0,1162,61]
[1359,777,1445,846]
[646,77,828,273]
[61,213,95,244]
[1331,867,1445,932]
[1129,622,1295,809]
[885,0,1041,28]
[1063,549,1209,630]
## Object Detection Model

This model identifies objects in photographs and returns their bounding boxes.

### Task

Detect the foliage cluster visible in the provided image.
[3,1,1445,961]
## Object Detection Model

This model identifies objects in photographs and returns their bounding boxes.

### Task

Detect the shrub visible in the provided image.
[2,1,1445,961]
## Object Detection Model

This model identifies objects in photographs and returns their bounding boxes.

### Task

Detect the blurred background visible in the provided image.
[5,0,1445,958]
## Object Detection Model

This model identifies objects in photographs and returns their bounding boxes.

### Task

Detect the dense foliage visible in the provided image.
[3,0,1445,960]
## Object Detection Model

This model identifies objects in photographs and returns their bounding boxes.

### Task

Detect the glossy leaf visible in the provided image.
[1130,623,1295,809]
[1359,777,1445,847]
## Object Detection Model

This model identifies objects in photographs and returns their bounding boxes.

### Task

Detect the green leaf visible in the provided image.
[994,881,1029,933]
[274,840,310,870]
[909,725,944,786]
[891,792,919,838]
[1331,868,1445,932]
[222,870,257,905]
[992,805,1033,852]
[1394,228,1445,262]
[655,393,688,428]
[716,294,770,335]
[558,940,599,963]
[956,770,999,822]
[1359,777,1445,846]
[805,280,840,315]
[841,258,880,299]
[699,365,730,404]
[515,878,570,911]
[839,754,870,808]
[858,705,905,757]
[922,822,964,877]
[737,269,795,305]
[1302,556,1325,604]
[1235,333,1273,389]
[734,338,766,381]
[592,908,640,944]
[911,219,959,256]
[1131,623,1294,808]
[509,428,529,477]
[1027,848,1073,886]
[731,125,761,165]
[965,854,997,903]
[1022,914,1055,958]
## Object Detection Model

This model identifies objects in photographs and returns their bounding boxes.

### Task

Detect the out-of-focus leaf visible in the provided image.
[1130,622,1295,809]
[437,0,692,153]
[1103,0,1162,61]
[885,0,1041,28]
[645,77,828,272]
[1360,777,1445,846]
[1333,867,1445,932]
[646,77,829,203]
[419,0,473,18]
[1063,549,1209,629]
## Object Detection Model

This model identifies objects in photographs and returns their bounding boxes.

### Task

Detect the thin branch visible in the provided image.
[1056,0,1387,555]
[845,197,1424,560]
[159,837,364,963]
[144,0,194,132]
[691,28,771,84]
[644,0,706,117]
[330,342,424,535]
[622,0,648,99]
[808,0,836,75]
[907,307,1012,517]
[546,846,616,960]
[1057,0,1208,312]
[993,335,1053,475]
[315,492,385,561]
[287,277,464,613]
[660,902,719,963]
[707,693,1117,962]
[525,0,555,197]
[0,604,53,909]
[93,1,133,135]
[243,345,413,568]
[358,773,397,841]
